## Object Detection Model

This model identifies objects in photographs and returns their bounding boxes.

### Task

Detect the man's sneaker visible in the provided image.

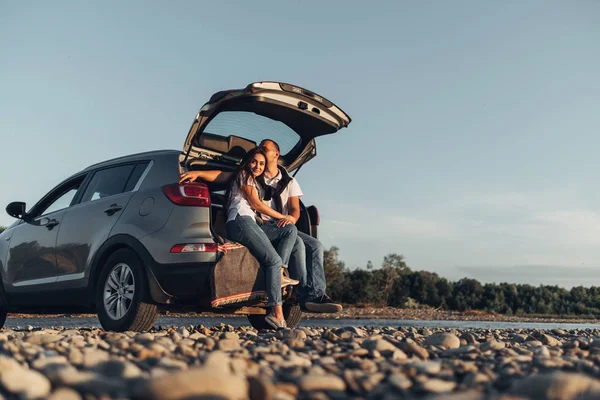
[302,294,343,314]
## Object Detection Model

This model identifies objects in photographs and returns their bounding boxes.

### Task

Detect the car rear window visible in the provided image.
[202,111,301,155]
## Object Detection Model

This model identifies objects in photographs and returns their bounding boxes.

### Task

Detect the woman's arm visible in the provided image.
[179,170,233,184]
[240,185,288,220]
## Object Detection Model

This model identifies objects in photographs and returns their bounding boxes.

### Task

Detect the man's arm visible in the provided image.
[287,196,301,223]
[274,195,300,228]
[179,170,234,184]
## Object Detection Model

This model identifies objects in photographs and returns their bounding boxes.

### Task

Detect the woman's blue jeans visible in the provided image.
[225,215,298,306]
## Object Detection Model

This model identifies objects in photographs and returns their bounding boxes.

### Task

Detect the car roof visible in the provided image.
[81,149,180,172]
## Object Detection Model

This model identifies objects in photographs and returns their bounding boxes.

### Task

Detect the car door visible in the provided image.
[4,175,86,295]
[53,162,149,289]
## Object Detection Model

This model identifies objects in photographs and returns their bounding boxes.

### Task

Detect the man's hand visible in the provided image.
[276,215,296,228]
[179,171,202,184]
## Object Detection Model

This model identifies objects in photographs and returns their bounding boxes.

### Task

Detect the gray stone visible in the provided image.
[401,339,430,359]
[136,366,248,400]
[298,374,346,392]
[481,340,506,351]
[362,337,398,353]
[389,373,413,390]
[217,338,241,351]
[338,327,368,338]
[441,345,478,357]
[0,367,52,399]
[539,333,562,347]
[420,378,457,393]
[82,348,109,367]
[47,388,82,400]
[24,334,61,345]
[282,329,307,340]
[460,332,479,344]
[424,333,460,349]
[31,355,69,370]
[135,333,155,343]
[409,360,442,375]
[176,327,190,338]
[220,331,239,341]
[510,371,600,399]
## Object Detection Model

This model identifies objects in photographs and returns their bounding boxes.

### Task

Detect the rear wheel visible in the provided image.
[0,281,8,329]
[247,302,303,330]
[96,248,158,332]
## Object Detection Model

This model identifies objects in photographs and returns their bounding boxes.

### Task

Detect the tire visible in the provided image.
[0,307,6,329]
[247,302,303,330]
[0,281,8,329]
[96,248,158,332]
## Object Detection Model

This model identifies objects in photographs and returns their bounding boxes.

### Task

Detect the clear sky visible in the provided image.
[1,1,599,286]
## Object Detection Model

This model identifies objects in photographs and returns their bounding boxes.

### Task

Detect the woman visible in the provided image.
[179,148,298,329]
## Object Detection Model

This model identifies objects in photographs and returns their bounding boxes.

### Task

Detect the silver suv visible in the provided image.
[0,81,351,332]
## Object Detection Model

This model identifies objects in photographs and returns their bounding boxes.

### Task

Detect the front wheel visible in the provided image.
[247,302,303,330]
[0,307,6,329]
[96,248,158,332]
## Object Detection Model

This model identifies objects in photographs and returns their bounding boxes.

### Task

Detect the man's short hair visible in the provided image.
[260,139,280,153]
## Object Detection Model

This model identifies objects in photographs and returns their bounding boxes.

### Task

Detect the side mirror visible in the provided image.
[6,202,27,220]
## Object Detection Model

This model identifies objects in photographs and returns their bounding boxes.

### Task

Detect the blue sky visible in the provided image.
[1,1,599,286]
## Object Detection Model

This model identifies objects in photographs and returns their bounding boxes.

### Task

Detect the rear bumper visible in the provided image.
[146,260,216,305]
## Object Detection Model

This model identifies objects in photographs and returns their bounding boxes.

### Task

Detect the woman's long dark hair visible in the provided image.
[226,147,267,208]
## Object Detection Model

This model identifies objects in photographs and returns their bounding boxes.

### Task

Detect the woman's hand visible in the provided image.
[179,171,202,184]
[276,215,296,228]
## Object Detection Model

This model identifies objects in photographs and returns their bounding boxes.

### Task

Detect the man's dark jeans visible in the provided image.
[288,231,326,303]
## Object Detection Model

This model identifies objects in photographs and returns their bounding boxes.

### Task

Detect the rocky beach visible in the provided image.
[1,323,600,399]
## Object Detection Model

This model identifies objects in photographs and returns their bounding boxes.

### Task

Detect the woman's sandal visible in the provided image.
[281,268,299,287]
[265,314,287,330]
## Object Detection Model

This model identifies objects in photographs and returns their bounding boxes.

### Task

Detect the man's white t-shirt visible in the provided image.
[261,170,303,222]
[227,173,261,222]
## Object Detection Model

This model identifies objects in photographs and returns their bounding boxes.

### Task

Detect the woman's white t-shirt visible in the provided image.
[227,173,261,222]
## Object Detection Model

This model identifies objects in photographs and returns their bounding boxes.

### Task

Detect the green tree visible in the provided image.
[323,246,348,301]
[0,226,6,234]
[382,253,410,272]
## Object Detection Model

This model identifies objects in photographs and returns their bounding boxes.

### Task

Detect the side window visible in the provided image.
[40,186,81,216]
[80,165,135,203]
[124,162,150,192]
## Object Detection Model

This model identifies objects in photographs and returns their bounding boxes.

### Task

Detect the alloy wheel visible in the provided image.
[103,263,135,320]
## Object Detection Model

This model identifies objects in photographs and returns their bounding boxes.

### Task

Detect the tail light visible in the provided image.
[307,205,320,226]
[162,183,210,207]
[170,243,218,253]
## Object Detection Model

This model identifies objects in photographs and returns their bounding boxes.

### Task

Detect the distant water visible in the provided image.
[5,316,600,331]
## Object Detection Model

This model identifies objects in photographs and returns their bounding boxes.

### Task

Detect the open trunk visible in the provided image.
[180,81,351,173]
[180,81,350,244]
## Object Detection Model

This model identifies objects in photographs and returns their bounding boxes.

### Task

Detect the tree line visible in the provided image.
[324,246,600,317]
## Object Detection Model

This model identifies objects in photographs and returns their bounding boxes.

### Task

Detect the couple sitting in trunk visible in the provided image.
[180,139,342,329]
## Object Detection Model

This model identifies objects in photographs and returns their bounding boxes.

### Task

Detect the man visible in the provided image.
[258,139,342,313]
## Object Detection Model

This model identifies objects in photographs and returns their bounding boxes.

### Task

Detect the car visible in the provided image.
[0,81,352,332]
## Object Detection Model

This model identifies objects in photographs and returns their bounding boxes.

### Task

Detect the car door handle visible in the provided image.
[46,219,60,230]
[104,204,123,215]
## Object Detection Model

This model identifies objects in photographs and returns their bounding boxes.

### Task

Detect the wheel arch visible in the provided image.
[89,234,173,305]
